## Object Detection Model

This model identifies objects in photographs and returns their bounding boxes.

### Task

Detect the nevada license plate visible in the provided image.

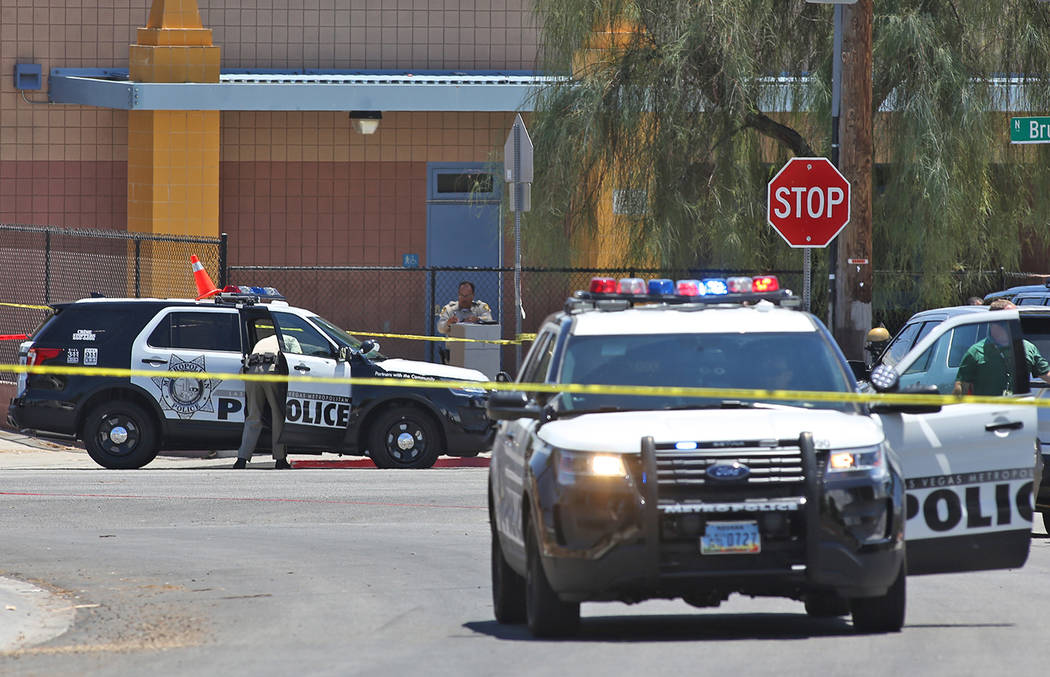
[700,521,761,555]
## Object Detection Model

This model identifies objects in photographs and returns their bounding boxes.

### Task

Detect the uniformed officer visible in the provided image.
[437,281,493,336]
[233,332,301,469]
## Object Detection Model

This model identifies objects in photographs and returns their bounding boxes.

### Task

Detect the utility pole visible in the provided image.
[833,0,873,360]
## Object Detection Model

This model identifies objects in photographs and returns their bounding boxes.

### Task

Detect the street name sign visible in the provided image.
[1010,117,1050,144]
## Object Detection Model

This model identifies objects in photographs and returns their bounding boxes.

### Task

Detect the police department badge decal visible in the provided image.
[152,355,219,419]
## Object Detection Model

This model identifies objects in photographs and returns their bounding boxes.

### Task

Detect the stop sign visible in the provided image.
[766,157,851,248]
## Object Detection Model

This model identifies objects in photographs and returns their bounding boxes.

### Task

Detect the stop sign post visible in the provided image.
[767,157,851,312]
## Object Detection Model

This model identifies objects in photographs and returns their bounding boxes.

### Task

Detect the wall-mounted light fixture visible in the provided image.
[349,111,382,135]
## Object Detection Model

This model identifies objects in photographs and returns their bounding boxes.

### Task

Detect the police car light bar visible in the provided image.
[215,285,286,303]
[570,276,794,310]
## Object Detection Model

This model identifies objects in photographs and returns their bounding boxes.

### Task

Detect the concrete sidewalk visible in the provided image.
[0,428,490,470]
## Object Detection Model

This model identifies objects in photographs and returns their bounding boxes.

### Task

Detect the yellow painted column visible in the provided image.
[127,0,220,239]
[570,20,649,268]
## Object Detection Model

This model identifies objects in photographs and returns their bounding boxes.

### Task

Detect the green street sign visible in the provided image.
[1011,116,1050,144]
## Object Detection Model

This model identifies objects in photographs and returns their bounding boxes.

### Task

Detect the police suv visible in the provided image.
[487,276,1036,637]
[8,287,494,469]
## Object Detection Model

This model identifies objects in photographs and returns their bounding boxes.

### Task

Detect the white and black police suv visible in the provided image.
[487,276,1036,637]
[9,286,494,469]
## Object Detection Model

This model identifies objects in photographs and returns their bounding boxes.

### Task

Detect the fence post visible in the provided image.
[44,230,51,305]
[219,232,228,287]
[428,268,436,362]
[999,265,1006,291]
[134,238,141,297]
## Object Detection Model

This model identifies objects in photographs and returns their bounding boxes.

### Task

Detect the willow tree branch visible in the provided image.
[743,111,817,157]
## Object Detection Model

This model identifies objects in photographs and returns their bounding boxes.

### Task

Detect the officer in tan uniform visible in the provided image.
[437,280,493,338]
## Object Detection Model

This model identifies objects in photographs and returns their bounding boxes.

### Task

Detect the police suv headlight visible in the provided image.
[557,450,629,484]
[827,444,885,475]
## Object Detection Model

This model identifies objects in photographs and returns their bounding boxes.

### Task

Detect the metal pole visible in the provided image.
[514,126,523,372]
[828,3,843,328]
[134,238,141,298]
[428,268,436,363]
[44,230,51,305]
[803,248,812,312]
[218,232,228,288]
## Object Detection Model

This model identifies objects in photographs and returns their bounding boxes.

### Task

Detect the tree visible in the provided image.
[525,0,1050,330]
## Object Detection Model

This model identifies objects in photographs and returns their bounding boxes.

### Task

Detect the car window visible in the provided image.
[519,331,555,384]
[557,331,856,412]
[1020,315,1050,378]
[880,321,924,368]
[148,311,240,352]
[947,323,989,368]
[46,307,138,345]
[914,320,939,345]
[903,319,1029,395]
[271,312,334,357]
[1018,297,1045,305]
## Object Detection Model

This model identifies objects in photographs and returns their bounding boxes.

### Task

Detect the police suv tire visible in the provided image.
[82,401,159,469]
[491,522,527,624]
[367,406,441,469]
[804,591,851,618]
[1041,510,1050,536]
[850,563,906,633]
[525,521,580,637]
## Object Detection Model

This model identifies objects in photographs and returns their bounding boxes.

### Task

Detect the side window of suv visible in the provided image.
[271,312,334,357]
[148,311,240,352]
[518,330,555,384]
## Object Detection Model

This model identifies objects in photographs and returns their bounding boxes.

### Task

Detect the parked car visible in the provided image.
[9,287,494,469]
[984,281,1050,305]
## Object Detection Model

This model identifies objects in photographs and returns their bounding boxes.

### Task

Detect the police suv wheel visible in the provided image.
[367,407,441,469]
[525,521,580,637]
[82,401,159,470]
[851,562,906,633]
[491,488,526,624]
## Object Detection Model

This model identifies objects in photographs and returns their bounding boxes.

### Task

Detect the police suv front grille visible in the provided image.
[654,445,804,501]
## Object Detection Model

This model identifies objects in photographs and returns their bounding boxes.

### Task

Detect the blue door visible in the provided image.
[425,162,502,362]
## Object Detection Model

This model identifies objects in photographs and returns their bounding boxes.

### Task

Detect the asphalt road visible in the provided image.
[0,466,1047,676]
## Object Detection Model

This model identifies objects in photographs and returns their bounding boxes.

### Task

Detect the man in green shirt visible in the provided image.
[954,302,1050,396]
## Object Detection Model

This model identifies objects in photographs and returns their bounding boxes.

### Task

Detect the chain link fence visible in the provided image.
[229,266,811,370]
[0,224,226,382]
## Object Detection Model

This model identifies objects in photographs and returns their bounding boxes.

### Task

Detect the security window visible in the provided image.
[436,173,494,195]
[148,312,241,352]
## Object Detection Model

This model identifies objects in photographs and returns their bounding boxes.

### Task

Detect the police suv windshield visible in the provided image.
[555,331,856,413]
[309,315,386,359]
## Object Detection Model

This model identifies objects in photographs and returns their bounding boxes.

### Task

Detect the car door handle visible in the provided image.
[985,420,1024,432]
[293,364,311,372]
[141,358,167,366]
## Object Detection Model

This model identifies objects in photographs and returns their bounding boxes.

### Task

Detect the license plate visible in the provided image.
[700,521,761,555]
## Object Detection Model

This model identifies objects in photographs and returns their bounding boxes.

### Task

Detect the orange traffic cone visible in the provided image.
[190,255,221,299]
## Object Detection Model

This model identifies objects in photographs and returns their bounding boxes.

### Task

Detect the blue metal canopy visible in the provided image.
[48,69,562,112]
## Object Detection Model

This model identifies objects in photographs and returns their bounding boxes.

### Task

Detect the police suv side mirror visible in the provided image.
[486,391,543,421]
[338,346,350,362]
[495,371,512,383]
[357,340,380,359]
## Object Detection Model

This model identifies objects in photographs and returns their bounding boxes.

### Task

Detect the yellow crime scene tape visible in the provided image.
[0,301,50,310]
[3,362,1049,409]
[347,330,535,345]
